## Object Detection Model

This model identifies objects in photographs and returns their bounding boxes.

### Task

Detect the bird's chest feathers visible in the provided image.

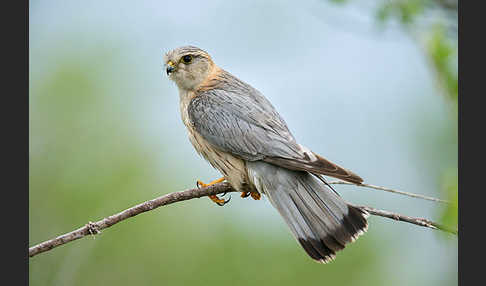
[178,90,250,191]
[179,90,195,129]
[179,90,220,164]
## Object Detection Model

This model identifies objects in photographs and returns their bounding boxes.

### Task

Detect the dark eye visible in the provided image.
[182,55,193,64]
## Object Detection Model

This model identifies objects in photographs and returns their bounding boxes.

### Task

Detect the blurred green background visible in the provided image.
[29,0,457,285]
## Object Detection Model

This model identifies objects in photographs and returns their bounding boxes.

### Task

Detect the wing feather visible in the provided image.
[187,71,363,184]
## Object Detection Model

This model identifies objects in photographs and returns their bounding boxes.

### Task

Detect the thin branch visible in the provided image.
[329,181,451,204]
[351,205,457,235]
[29,182,234,258]
[29,181,456,258]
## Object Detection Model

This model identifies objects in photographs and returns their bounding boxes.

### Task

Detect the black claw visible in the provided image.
[196,181,202,189]
[216,194,231,206]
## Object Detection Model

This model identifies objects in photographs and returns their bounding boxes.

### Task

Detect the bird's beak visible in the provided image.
[166,61,176,75]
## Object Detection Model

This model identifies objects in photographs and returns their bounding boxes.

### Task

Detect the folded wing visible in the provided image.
[188,77,363,184]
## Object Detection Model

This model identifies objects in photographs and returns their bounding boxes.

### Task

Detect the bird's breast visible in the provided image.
[178,91,252,192]
[179,90,195,129]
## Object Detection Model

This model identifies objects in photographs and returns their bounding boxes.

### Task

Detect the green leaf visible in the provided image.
[426,25,458,104]
[438,168,458,231]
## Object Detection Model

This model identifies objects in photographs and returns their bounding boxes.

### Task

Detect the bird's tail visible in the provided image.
[247,161,368,263]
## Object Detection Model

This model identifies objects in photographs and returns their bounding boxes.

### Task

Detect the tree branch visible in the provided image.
[29,181,456,258]
[328,181,451,204]
[351,205,457,235]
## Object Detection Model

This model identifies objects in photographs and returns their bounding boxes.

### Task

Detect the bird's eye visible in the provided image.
[182,55,193,64]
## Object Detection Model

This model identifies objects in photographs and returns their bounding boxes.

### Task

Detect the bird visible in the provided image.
[163,45,368,263]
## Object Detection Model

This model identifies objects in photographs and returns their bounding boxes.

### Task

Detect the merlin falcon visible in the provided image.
[164,46,368,263]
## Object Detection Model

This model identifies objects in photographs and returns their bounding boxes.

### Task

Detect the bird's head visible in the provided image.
[164,46,215,91]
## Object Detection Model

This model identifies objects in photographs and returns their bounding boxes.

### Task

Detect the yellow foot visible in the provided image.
[250,192,261,200]
[241,191,261,200]
[196,177,229,206]
[208,194,228,206]
[196,177,225,188]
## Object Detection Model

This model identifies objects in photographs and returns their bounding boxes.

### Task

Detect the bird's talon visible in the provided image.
[197,177,224,190]
[241,191,260,200]
[196,180,206,189]
[210,194,230,206]
[217,195,231,206]
[241,191,250,198]
[197,178,227,205]
[250,192,261,200]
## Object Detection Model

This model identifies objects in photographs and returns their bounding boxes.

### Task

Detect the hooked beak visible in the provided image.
[166,61,176,75]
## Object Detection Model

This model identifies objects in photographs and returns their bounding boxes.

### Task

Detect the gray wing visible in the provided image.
[188,83,363,184]
[188,87,300,160]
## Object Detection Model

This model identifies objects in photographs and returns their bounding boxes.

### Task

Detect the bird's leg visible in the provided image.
[250,192,261,200]
[240,191,261,200]
[240,192,250,198]
[196,177,229,206]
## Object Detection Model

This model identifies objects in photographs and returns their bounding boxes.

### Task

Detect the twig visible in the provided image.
[29,181,456,258]
[329,181,451,204]
[352,205,457,235]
